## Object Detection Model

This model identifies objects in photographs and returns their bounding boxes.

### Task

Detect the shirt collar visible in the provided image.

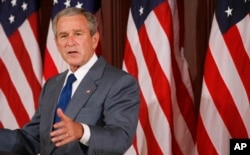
[67,53,98,81]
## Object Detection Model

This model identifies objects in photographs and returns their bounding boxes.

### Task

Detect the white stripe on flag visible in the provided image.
[236,15,250,57]
[200,82,231,155]
[0,25,35,119]
[0,90,19,129]
[19,20,42,81]
[126,11,172,155]
[145,11,172,79]
[209,18,250,133]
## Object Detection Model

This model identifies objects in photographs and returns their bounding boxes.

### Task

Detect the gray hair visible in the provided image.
[52,7,98,36]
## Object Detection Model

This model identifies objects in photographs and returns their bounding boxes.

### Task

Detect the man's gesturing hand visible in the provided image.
[50,108,84,147]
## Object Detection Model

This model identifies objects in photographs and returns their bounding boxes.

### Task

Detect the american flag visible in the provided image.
[123,0,196,154]
[43,0,101,81]
[196,0,250,154]
[0,0,42,129]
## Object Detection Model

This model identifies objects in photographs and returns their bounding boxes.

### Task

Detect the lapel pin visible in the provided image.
[86,89,91,94]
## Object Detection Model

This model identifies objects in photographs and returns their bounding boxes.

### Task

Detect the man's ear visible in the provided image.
[54,36,58,47]
[92,32,100,49]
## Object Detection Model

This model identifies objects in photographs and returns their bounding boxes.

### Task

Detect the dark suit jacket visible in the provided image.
[0,56,140,155]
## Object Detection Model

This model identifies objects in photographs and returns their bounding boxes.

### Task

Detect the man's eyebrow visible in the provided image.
[58,32,67,34]
[72,29,82,32]
[57,29,82,36]
[56,32,68,38]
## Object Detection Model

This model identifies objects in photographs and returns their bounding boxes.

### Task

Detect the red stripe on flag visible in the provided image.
[154,1,173,43]
[0,60,30,127]
[123,39,163,154]
[196,115,218,155]
[139,95,163,154]
[138,23,182,154]
[138,20,183,152]
[223,25,250,101]
[204,48,248,138]
[123,39,138,78]
[172,56,196,140]
[138,25,173,125]
[43,48,59,80]
[155,1,196,141]
[28,13,40,44]
[172,137,182,155]
[124,0,195,154]
[9,31,41,109]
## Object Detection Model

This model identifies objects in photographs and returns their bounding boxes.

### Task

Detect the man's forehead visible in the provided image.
[57,28,83,34]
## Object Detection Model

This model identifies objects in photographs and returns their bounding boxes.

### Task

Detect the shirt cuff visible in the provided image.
[79,123,90,146]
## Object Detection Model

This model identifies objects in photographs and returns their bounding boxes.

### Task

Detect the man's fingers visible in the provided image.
[53,108,72,130]
[51,132,71,147]
[57,108,69,121]
[55,136,71,147]
[51,110,83,147]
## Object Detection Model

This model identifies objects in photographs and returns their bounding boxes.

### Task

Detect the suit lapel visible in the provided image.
[47,57,106,154]
[65,75,97,120]
[65,56,106,120]
[47,72,68,154]
[47,72,68,128]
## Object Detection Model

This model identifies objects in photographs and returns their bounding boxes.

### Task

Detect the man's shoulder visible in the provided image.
[44,70,68,84]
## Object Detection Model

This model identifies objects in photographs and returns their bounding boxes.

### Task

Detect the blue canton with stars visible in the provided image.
[131,0,164,30]
[51,0,101,20]
[216,0,250,33]
[0,0,40,37]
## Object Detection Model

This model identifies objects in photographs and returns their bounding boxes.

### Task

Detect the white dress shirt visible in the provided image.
[64,53,98,146]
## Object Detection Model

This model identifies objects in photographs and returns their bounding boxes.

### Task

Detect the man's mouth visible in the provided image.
[68,51,77,54]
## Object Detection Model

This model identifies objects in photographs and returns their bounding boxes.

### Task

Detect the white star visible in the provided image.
[54,0,58,5]
[225,6,233,17]
[75,2,83,8]
[64,0,71,8]
[9,14,15,24]
[11,0,17,7]
[21,2,28,11]
[139,6,144,16]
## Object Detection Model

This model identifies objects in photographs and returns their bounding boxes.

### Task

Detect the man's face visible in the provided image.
[55,14,99,71]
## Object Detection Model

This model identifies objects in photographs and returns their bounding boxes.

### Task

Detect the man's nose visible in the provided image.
[66,36,76,46]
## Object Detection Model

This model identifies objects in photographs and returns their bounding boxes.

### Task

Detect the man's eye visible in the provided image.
[60,35,67,38]
[76,33,82,36]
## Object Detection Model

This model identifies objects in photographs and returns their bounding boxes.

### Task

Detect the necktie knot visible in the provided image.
[67,74,76,85]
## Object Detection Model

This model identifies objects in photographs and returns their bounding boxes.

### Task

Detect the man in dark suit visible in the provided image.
[0,7,140,155]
